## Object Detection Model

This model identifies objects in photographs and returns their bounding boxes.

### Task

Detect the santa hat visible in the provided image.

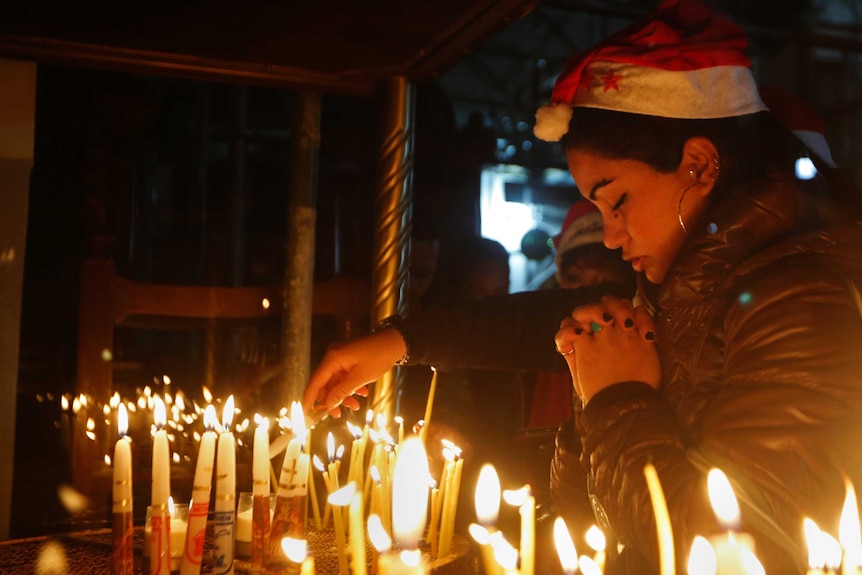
[554,200,604,266]
[758,84,837,168]
[534,0,768,142]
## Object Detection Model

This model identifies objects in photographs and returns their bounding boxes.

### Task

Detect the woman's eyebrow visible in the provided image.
[588,178,614,200]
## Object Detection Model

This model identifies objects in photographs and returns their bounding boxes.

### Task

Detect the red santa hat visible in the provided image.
[554,200,604,264]
[534,0,768,142]
[758,84,836,168]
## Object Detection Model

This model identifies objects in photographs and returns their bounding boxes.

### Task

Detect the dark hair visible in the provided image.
[560,107,855,215]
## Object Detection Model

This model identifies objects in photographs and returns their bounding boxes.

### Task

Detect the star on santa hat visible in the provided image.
[601,70,622,92]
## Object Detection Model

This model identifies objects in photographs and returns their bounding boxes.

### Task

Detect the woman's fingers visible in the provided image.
[633,305,657,341]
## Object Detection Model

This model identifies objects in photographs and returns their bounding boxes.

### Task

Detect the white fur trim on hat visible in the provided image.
[534,102,573,142]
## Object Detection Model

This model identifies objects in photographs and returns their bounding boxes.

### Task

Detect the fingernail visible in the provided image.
[624,318,634,328]
[602,312,613,322]
[574,327,584,335]
[645,331,656,341]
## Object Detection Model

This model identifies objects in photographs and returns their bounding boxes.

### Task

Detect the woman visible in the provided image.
[304,1,862,572]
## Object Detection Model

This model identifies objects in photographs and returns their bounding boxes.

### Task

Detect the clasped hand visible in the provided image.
[554,295,661,404]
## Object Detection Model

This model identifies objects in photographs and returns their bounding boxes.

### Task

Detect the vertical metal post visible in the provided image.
[370,76,415,421]
[280,92,321,407]
[229,85,248,287]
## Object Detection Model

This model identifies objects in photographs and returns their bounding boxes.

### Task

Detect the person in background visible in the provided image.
[305,1,862,573]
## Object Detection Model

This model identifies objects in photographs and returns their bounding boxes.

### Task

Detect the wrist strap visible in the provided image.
[373,315,411,365]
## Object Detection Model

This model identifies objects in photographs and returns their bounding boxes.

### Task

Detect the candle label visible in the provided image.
[112,511,134,575]
[266,495,308,566]
[184,501,210,566]
[150,511,171,575]
[251,494,272,567]
[213,510,235,575]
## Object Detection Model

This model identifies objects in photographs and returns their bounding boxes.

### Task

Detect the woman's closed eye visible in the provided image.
[612,192,627,211]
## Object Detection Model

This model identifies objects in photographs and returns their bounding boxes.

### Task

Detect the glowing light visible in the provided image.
[367,514,392,552]
[391,437,430,549]
[553,517,578,575]
[707,468,740,530]
[154,397,167,430]
[578,555,603,575]
[281,537,307,562]
[117,404,128,438]
[687,536,716,575]
[840,478,862,569]
[795,157,817,180]
[101,348,113,362]
[475,464,501,526]
[328,482,356,506]
[222,395,235,430]
[202,386,213,403]
[261,298,271,310]
[585,525,606,553]
[469,523,490,545]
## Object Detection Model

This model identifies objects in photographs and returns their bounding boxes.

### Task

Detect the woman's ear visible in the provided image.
[681,136,720,196]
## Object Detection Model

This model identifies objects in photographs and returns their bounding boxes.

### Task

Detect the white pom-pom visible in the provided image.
[533,102,573,142]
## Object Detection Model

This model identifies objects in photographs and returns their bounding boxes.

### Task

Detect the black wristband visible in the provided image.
[373,315,412,365]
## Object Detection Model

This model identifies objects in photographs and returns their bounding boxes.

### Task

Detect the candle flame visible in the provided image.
[328,482,357,506]
[839,477,862,568]
[168,496,175,516]
[585,525,606,553]
[202,386,213,403]
[118,404,128,438]
[740,547,765,575]
[261,297,271,310]
[391,437,429,549]
[313,455,325,472]
[105,454,111,466]
[289,401,306,439]
[475,464,501,526]
[553,517,578,575]
[469,523,490,545]
[154,397,167,429]
[707,468,740,530]
[72,397,81,414]
[365,409,374,425]
[109,392,120,409]
[327,432,335,462]
[222,395,235,429]
[368,514,392,552]
[578,555,603,575]
[687,536,716,575]
[805,517,842,570]
[281,537,307,563]
[203,404,217,431]
[502,485,531,507]
[61,395,70,411]
[375,412,387,429]
[370,466,381,483]
[256,415,269,431]
[175,392,186,411]
[346,421,362,438]
[490,532,518,570]
[400,549,421,568]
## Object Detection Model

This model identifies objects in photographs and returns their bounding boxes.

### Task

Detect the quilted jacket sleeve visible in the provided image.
[577,260,862,574]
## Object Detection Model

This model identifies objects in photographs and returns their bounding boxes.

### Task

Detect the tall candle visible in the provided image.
[418,368,438,446]
[474,464,502,575]
[180,405,217,575]
[268,402,309,567]
[349,485,368,575]
[151,397,171,575]
[251,415,271,566]
[214,396,236,575]
[391,437,429,552]
[112,404,133,575]
[503,486,535,575]
[644,463,674,575]
[553,518,578,575]
[329,484,353,575]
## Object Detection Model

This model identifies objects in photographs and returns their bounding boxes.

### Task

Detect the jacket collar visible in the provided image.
[657,169,804,311]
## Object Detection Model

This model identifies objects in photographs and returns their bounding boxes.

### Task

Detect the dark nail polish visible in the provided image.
[645,331,656,341]
[603,312,613,322]
[624,318,634,328]
[574,327,584,335]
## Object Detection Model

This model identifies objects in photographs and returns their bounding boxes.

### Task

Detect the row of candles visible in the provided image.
[50,374,862,575]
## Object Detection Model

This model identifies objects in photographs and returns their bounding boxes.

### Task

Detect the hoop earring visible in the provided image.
[678,182,698,234]
[713,156,721,182]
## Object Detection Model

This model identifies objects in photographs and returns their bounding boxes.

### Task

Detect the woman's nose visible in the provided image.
[602,217,627,249]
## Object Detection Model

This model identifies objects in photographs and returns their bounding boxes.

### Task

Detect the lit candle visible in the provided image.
[388,437,430,575]
[438,441,463,558]
[553,518,578,575]
[282,537,316,575]
[706,468,757,575]
[329,483,353,575]
[348,484,368,575]
[839,478,862,575]
[688,535,717,575]
[489,532,519,575]
[214,395,236,575]
[804,517,843,575]
[112,404,133,575]
[644,462,674,575]
[251,415,271,566]
[151,396,171,575]
[475,464,502,575]
[585,525,606,574]
[418,367,438,446]
[368,513,391,575]
[268,402,309,567]
[180,405,217,575]
[503,485,535,575]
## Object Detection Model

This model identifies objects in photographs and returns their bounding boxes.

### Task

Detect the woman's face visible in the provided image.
[565,149,696,284]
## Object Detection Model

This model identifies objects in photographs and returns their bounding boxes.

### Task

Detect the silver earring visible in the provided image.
[713,156,721,181]
[678,182,697,234]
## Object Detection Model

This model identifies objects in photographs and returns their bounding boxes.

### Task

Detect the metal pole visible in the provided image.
[281,91,321,407]
[370,76,415,421]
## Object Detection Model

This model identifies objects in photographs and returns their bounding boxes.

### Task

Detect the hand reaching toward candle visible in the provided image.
[554,295,660,404]
[303,327,407,419]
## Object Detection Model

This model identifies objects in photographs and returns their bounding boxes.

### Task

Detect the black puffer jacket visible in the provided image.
[405,170,862,574]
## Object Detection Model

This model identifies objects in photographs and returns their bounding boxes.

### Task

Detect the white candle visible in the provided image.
[112,404,133,575]
[475,465,502,575]
[268,402,309,565]
[214,395,236,575]
[644,462,675,575]
[251,415,271,565]
[839,478,862,575]
[329,484,353,575]
[151,397,171,575]
[180,405,218,575]
[503,486,535,575]
[553,518,578,575]
[349,486,368,575]
[418,367,438,446]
